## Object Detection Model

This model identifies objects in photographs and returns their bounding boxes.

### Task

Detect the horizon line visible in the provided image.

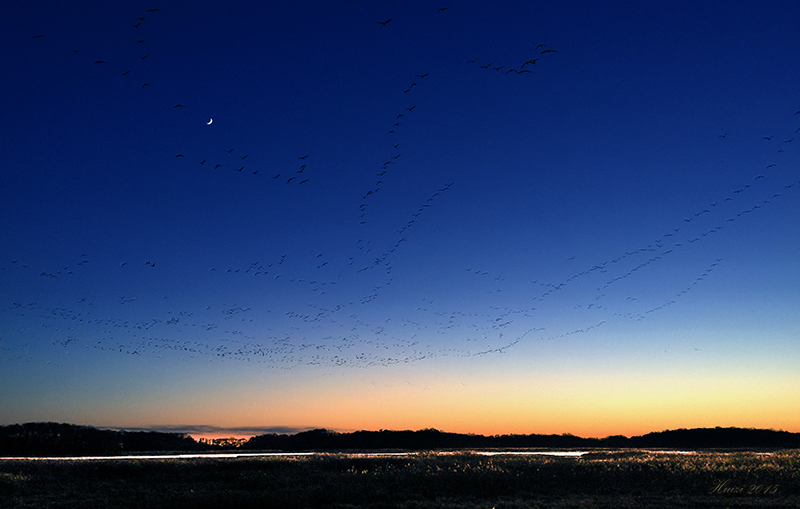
[4,422,798,440]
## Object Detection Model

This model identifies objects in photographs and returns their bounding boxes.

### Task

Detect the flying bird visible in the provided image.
[94,60,106,64]
[121,70,130,76]
[141,83,149,88]
[437,7,448,13]
[378,19,392,26]
[540,49,557,54]
[31,34,45,39]
[173,104,186,108]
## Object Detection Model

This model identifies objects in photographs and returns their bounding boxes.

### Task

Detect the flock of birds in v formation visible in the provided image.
[4,6,800,368]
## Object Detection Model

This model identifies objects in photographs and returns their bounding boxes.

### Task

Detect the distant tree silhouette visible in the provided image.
[0,422,202,456]
[3,423,798,455]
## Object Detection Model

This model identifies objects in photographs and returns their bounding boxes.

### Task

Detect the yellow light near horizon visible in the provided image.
[90,349,799,439]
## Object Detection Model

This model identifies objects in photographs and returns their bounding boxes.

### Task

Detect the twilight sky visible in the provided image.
[2,0,799,440]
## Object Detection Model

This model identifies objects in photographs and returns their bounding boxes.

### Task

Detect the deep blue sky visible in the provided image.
[2,1,798,437]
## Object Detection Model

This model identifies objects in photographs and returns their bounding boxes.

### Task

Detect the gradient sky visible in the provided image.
[2,1,799,440]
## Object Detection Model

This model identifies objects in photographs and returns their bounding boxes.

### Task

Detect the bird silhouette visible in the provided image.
[378,19,392,26]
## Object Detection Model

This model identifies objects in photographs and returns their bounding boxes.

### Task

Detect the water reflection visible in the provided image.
[5,449,718,461]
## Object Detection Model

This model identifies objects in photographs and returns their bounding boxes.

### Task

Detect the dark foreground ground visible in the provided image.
[1,449,798,508]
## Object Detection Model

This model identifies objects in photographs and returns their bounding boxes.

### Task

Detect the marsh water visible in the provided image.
[3,449,712,460]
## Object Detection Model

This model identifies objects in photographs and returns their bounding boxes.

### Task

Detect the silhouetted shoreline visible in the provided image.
[1,423,798,457]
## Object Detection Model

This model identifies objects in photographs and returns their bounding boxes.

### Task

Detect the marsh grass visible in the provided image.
[1,450,798,508]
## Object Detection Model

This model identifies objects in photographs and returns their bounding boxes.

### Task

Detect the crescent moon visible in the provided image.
[206,118,213,125]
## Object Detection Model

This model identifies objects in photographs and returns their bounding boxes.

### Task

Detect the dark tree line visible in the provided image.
[0,422,203,456]
[2,423,798,456]
[241,426,800,451]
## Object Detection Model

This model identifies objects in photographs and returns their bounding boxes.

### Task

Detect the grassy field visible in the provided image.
[1,449,798,508]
